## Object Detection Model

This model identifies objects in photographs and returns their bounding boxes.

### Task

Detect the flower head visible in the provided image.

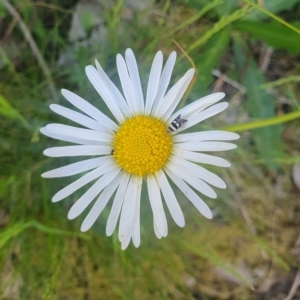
[41,49,239,250]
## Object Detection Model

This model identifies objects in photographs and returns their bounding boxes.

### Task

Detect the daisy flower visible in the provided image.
[41,49,239,250]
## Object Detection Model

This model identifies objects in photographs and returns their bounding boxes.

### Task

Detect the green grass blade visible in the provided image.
[260,75,300,89]
[0,94,31,129]
[170,0,224,35]
[221,111,300,132]
[243,0,300,34]
[0,221,90,249]
[186,5,251,53]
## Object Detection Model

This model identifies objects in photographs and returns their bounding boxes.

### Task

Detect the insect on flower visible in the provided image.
[167,114,187,133]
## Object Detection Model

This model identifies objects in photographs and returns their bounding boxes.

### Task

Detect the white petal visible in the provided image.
[145,51,163,114]
[80,172,123,231]
[147,175,168,237]
[42,157,110,178]
[175,102,229,133]
[85,66,125,123]
[106,173,130,236]
[170,156,226,189]
[174,131,240,143]
[154,221,162,239]
[174,141,237,152]
[151,51,176,114]
[46,124,113,143]
[61,89,117,131]
[155,170,185,227]
[168,92,225,123]
[40,127,104,145]
[68,167,120,220]
[52,162,115,202]
[121,231,132,250]
[165,169,213,219]
[49,104,112,133]
[153,68,194,118]
[161,69,195,120]
[95,59,131,117]
[131,177,142,248]
[166,163,217,198]
[172,149,231,167]
[116,54,138,114]
[125,49,144,112]
[118,176,138,242]
[43,145,111,157]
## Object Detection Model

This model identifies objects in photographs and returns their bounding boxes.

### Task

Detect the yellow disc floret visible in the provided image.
[112,115,172,176]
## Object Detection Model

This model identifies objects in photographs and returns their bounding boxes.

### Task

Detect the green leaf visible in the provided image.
[0,94,30,128]
[215,0,238,15]
[194,31,230,96]
[0,221,90,249]
[233,36,283,170]
[233,20,300,54]
[245,0,300,20]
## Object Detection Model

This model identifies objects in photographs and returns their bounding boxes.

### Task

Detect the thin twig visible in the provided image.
[172,38,197,72]
[172,39,197,107]
[1,17,17,43]
[1,0,57,101]
[259,47,273,72]
[212,69,246,93]
[283,270,300,300]
[266,89,291,104]
[27,1,73,13]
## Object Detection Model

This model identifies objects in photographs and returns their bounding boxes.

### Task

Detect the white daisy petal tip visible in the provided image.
[51,194,61,203]
[121,242,130,251]
[125,47,134,56]
[232,133,240,140]
[188,68,195,76]
[40,127,46,135]
[179,220,185,228]
[85,65,93,75]
[43,148,51,157]
[80,222,90,232]
[68,206,82,220]
[41,171,50,178]
[61,88,71,98]
[67,209,77,220]
[210,192,218,199]
[205,210,213,219]
[217,92,226,98]
[209,92,226,101]
[219,181,227,189]
[224,161,231,167]
[105,228,112,237]
[133,243,140,249]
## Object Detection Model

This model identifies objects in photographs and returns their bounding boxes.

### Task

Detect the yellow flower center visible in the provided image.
[112,115,172,176]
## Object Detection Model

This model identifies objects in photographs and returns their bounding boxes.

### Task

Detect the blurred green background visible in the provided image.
[1,0,300,299]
